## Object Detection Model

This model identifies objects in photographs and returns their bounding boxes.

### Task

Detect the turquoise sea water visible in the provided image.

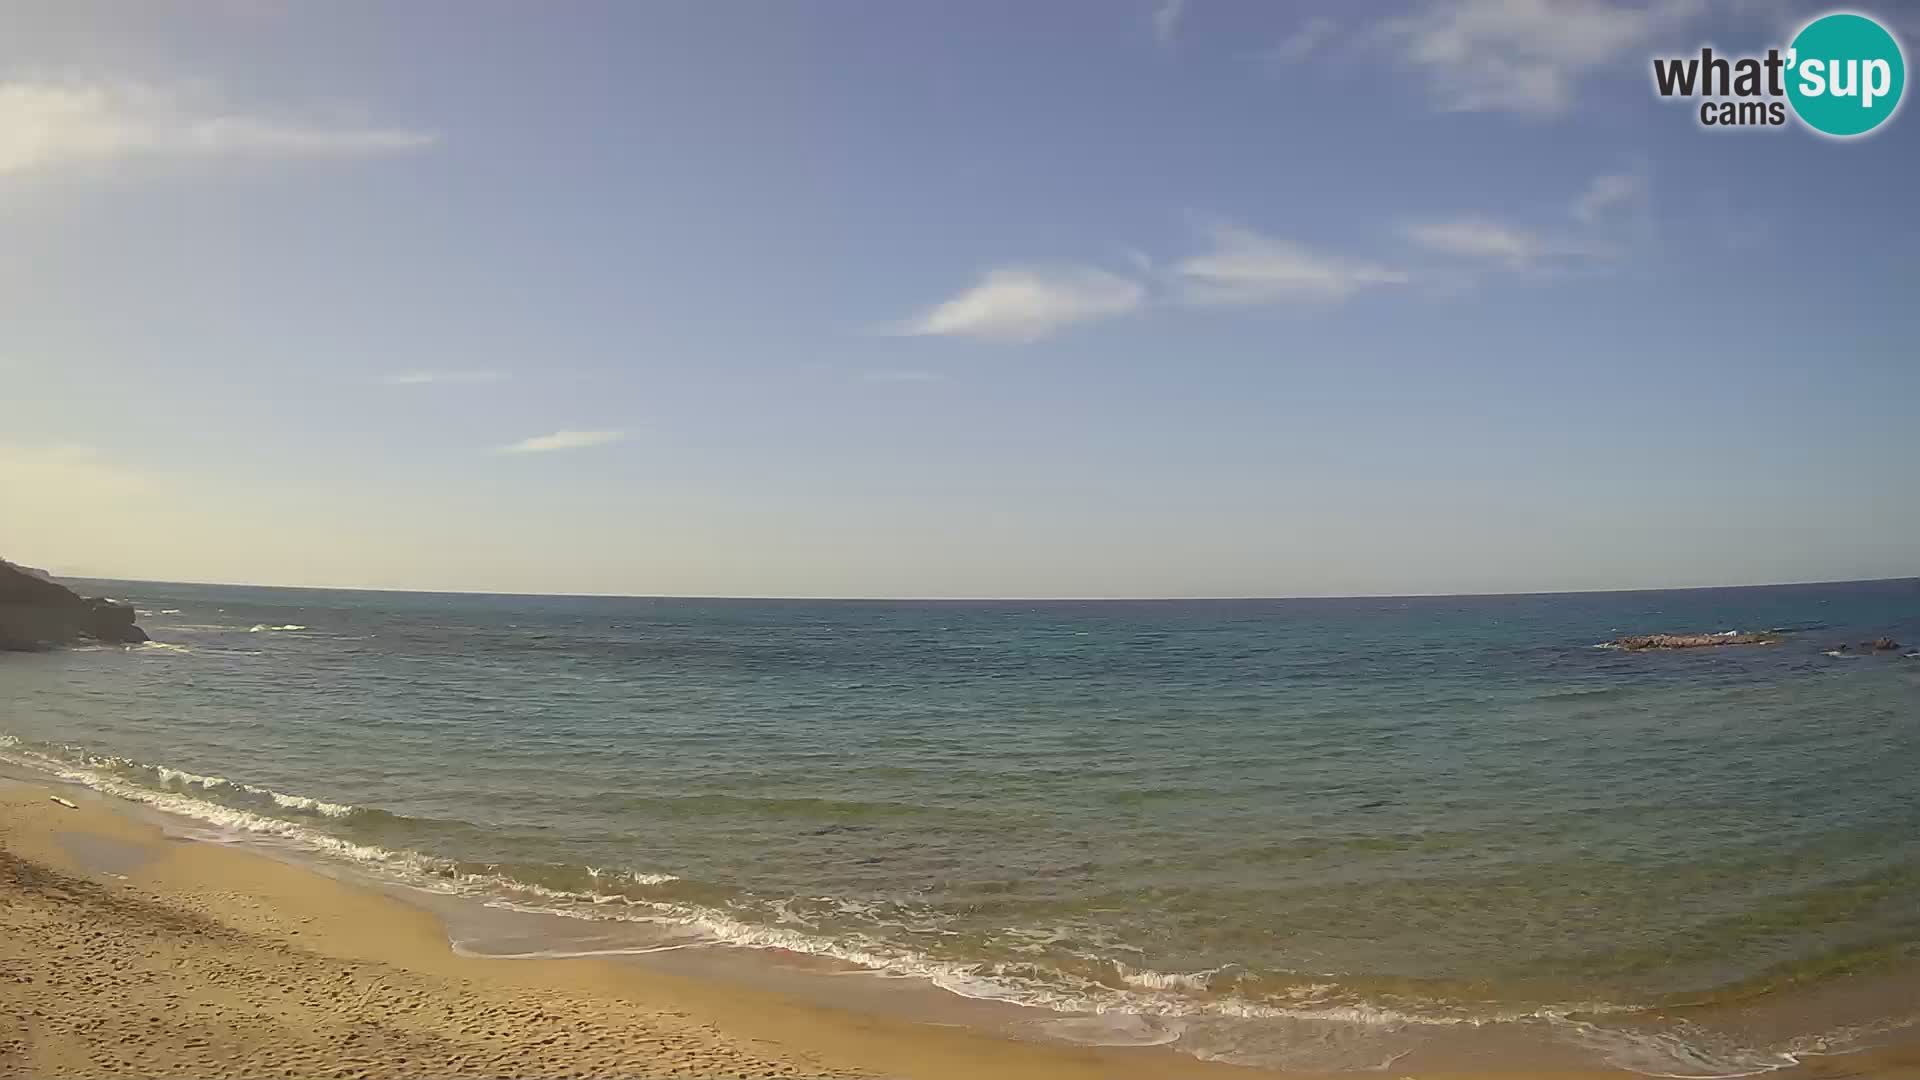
[4,579,1917,1072]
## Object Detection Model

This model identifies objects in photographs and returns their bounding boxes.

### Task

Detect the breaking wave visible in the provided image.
[0,734,1905,1077]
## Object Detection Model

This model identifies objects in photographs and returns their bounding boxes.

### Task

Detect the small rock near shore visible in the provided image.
[1611,632,1778,651]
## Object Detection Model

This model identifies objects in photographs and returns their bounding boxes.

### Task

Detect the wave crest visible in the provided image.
[0,733,1888,1078]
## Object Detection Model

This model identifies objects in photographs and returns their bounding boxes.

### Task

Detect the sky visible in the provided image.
[2,0,1917,598]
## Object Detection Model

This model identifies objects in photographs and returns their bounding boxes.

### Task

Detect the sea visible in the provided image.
[3,578,1917,1075]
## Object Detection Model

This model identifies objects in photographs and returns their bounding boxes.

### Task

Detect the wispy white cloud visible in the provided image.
[1265,16,1340,63]
[860,369,949,384]
[377,371,507,386]
[0,80,437,177]
[1153,0,1187,44]
[1174,222,1408,305]
[1376,0,1704,114]
[500,430,625,454]
[1404,217,1550,267]
[1409,168,1649,275]
[896,266,1145,344]
[1571,170,1647,223]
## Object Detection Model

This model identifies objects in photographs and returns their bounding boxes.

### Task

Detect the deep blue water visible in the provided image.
[3,578,1917,1070]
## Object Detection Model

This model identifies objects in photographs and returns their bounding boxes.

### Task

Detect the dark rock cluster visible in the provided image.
[0,559,148,651]
[1827,638,1903,654]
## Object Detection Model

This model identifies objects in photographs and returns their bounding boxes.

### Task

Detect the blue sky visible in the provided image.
[3,0,1916,597]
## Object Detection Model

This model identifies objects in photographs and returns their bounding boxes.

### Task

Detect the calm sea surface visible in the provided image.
[5,579,1917,1072]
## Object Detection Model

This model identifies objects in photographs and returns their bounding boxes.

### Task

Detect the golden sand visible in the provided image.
[2,781,1915,1079]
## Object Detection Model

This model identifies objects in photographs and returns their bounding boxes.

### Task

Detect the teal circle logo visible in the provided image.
[1786,12,1905,137]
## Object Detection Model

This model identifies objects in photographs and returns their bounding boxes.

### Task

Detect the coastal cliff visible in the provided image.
[0,559,147,651]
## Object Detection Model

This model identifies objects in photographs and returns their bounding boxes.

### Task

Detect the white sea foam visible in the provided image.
[140,763,356,818]
[1038,1014,1185,1047]
[1548,1015,1825,1078]
[249,624,309,632]
[138,641,192,653]
[0,734,1875,1077]
[1119,965,1224,992]
[251,785,356,817]
[5,740,1466,1030]
[0,742,437,876]
[156,765,229,788]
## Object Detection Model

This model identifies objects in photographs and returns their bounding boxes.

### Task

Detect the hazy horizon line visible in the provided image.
[52,572,1920,605]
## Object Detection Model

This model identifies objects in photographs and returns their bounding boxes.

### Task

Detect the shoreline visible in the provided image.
[4,776,1919,1078]
[0,777,1266,1079]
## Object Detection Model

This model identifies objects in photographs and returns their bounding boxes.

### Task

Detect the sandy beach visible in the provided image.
[4,777,1918,1080]
[0,778,1272,1080]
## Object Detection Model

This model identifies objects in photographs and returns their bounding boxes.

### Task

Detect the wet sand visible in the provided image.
[3,779,1917,1079]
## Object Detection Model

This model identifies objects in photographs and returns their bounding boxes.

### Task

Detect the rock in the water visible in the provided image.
[1610,632,1779,651]
[0,559,149,650]
[82,597,149,643]
[1865,638,1902,651]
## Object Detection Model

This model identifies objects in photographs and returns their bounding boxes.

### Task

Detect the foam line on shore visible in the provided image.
[1,733,1894,1078]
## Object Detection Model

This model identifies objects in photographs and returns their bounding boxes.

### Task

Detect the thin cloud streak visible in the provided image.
[1174,223,1408,305]
[499,430,625,454]
[0,80,437,176]
[1375,0,1705,114]
[895,265,1145,343]
[1404,217,1548,266]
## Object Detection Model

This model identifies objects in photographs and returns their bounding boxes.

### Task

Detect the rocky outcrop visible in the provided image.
[1610,632,1779,651]
[0,559,148,651]
[1827,639,1904,654]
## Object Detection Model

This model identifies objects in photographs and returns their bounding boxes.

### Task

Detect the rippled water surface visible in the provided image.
[5,579,1917,1072]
